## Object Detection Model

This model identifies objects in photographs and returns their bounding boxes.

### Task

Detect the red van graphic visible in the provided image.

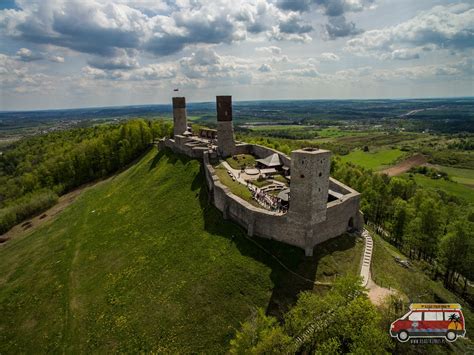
[390,303,466,342]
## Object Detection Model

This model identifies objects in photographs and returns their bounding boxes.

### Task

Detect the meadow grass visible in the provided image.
[0,148,361,353]
[214,164,258,206]
[435,165,474,187]
[225,154,256,169]
[340,148,406,170]
[409,174,474,204]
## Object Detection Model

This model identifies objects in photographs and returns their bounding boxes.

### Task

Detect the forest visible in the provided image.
[0,119,172,234]
[333,158,474,299]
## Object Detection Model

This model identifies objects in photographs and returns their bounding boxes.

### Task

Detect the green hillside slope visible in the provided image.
[0,148,361,353]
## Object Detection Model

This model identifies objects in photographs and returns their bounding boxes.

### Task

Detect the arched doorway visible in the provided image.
[347,217,354,231]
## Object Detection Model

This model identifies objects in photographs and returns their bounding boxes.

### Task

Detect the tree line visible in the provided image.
[0,119,172,234]
[331,159,474,297]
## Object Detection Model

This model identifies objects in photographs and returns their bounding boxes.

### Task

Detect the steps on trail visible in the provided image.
[360,229,373,287]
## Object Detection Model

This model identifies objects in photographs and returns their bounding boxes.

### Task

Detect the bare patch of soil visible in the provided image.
[380,154,427,177]
[367,272,398,306]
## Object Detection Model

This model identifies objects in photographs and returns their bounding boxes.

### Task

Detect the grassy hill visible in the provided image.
[0,148,361,353]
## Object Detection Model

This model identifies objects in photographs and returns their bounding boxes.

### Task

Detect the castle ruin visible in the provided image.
[159,96,363,256]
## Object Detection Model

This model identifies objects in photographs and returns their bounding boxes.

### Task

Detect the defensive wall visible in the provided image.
[159,96,363,256]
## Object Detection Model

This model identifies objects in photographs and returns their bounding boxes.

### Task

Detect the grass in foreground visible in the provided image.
[371,233,473,353]
[0,148,363,352]
[340,148,406,170]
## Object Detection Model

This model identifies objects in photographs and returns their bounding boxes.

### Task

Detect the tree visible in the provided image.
[438,219,474,292]
[389,198,409,247]
[230,277,392,354]
[229,309,291,355]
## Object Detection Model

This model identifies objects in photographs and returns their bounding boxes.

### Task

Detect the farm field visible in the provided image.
[408,174,474,204]
[435,165,474,188]
[0,148,362,353]
[247,125,368,139]
[339,148,406,171]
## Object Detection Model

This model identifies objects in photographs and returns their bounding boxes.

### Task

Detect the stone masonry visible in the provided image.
[172,97,188,137]
[160,96,364,256]
[216,96,236,157]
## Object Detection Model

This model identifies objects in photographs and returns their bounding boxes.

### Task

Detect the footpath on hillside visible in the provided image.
[360,229,398,305]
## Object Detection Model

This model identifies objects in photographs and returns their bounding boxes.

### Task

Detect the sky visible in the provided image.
[0,0,473,110]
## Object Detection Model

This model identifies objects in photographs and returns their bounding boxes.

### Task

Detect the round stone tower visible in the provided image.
[216,95,236,157]
[172,97,187,137]
[288,147,331,256]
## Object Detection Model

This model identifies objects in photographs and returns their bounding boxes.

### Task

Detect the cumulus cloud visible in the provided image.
[325,15,362,39]
[178,47,253,84]
[0,53,55,93]
[0,0,376,69]
[268,25,312,42]
[381,48,420,61]
[258,63,272,72]
[49,55,65,63]
[82,62,176,81]
[276,0,312,12]
[16,48,43,61]
[276,0,374,15]
[256,46,282,55]
[15,47,65,63]
[276,0,374,38]
[346,3,474,58]
[330,58,473,83]
[0,0,320,62]
[319,52,340,61]
[279,14,313,34]
[88,49,139,70]
[283,67,320,77]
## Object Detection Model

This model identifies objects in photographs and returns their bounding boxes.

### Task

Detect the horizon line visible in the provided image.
[1,95,473,113]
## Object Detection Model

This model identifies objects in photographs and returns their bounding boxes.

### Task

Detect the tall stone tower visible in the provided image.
[172,97,187,137]
[289,148,331,256]
[216,95,236,157]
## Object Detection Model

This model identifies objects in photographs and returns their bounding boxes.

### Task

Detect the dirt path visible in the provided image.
[380,154,427,177]
[367,272,397,306]
[360,229,398,306]
[0,179,107,245]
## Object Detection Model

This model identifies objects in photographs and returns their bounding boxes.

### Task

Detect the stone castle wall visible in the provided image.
[202,150,363,254]
[162,95,363,255]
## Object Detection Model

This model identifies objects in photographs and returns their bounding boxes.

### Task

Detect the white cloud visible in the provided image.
[49,55,65,63]
[258,63,272,72]
[319,52,340,61]
[16,48,43,61]
[345,3,474,58]
[256,46,282,55]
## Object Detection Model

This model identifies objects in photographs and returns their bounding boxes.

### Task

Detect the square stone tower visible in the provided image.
[289,148,331,225]
[172,97,187,137]
[216,95,236,157]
